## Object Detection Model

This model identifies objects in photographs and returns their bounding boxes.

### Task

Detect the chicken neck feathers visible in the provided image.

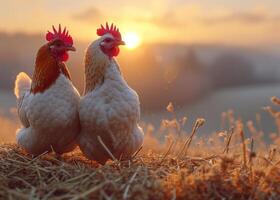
[31,45,71,94]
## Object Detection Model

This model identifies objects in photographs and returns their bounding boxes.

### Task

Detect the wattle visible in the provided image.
[101,46,120,58]
[61,52,69,62]
[111,47,120,57]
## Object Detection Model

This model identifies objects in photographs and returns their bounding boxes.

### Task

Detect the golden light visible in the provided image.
[123,32,141,49]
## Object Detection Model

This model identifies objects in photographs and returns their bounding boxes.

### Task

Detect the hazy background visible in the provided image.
[1,0,280,142]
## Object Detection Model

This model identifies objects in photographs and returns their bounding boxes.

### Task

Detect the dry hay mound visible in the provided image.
[0,143,280,199]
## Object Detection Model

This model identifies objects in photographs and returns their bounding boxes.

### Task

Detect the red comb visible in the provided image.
[97,22,122,40]
[46,24,73,46]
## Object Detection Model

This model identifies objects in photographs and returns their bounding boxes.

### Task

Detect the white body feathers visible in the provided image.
[15,72,80,155]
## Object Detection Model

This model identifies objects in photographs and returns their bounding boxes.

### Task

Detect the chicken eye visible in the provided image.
[104,38,112,43]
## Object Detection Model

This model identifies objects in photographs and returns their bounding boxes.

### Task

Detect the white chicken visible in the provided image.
[78,23,144,164]
[14,25,80,155]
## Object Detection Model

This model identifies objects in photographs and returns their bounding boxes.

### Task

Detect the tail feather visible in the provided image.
[14,72,31,99]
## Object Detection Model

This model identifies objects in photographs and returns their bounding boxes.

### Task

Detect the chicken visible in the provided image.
[14,25,80,155]
[78,23,144,164]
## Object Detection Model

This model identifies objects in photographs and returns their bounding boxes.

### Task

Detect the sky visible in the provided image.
[1,0,280,46]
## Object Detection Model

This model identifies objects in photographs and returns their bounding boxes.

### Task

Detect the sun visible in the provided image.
[123,32,141,49]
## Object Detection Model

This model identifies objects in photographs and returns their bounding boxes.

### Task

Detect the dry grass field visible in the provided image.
[1,98,280,199]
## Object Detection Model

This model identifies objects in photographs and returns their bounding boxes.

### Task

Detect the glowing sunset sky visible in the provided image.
[1,0,280,46]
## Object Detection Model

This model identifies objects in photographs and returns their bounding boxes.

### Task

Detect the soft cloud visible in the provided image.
[73,7,104,24]
[200,11,280,25]
[134,12,182,28]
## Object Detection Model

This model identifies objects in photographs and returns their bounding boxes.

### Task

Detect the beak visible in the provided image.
[115,40,126,46]
[66,46,76,51]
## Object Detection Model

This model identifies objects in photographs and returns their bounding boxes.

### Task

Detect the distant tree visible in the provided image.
[185,47,202,71]
[175,47,202,73]
[210,54,255,88]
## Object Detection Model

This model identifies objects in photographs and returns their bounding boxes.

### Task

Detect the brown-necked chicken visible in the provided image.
[14,25,80,155]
